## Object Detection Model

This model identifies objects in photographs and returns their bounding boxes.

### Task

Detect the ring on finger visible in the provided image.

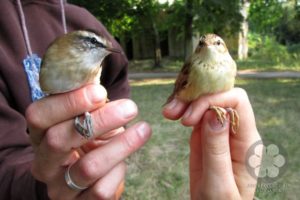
[65,163,88,191]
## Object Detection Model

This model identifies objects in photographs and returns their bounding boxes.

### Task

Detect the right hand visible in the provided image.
[26,84,152,200]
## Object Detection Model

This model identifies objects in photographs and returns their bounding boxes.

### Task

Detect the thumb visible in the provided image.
[201,110,234,181]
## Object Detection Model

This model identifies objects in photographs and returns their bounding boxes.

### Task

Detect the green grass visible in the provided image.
[128,57,300,72]
[123,78,300,200]
[237,59,300,72]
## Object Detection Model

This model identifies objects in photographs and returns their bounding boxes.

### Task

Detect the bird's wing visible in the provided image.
[165,60,191,104]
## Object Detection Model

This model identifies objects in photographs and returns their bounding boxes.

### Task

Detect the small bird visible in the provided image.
[40,30,120,94]
[39,30,121,138]
[166,34,239,133]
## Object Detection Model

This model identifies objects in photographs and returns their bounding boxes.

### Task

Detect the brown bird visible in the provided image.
[40,30,120,94]
[166,33,239,133]
[40,30,121,139]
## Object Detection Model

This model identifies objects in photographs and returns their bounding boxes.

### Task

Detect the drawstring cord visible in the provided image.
[16,0,68,55]
[60,0,68,34]
[16,0,33,55]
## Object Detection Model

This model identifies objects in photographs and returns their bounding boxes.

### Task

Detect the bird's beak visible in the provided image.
[105,47,121,54]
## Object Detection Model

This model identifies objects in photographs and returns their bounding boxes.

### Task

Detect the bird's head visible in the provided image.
[194,34,228,59]
[45,30,121,69]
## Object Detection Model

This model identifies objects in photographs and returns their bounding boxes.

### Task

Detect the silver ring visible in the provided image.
[74,112,94,139]
[65,164,88,191]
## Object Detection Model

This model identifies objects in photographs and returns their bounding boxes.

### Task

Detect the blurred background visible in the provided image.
[69,0,300,70]
[69,1,300,199]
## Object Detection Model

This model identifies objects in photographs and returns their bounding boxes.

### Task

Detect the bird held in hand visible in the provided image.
[166,33,239,133]
[40,30,120,94]
[39,30,121,139]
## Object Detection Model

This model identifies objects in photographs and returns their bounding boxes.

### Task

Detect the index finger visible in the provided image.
[163,88,258,142]
[26,84,107,144]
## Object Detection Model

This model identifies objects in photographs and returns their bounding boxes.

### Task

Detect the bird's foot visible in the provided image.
[225,107,239,134]
[74,112,94,139]
[209,106,227,127]
[208,106,239,134]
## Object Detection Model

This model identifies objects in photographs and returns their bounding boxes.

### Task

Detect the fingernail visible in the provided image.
[182,105,193,119]
[208,113,227,132]
[120,100,137,118]
[87,85,107,103]
[136,122,150,140]
[165,99,178,110]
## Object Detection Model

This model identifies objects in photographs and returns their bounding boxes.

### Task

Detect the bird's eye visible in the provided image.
[89,37,106,48]
[90,37,98,45]
[216,40,221,45]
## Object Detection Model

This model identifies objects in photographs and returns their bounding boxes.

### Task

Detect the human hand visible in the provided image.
[26,84,152,200]
[162,88,261,200]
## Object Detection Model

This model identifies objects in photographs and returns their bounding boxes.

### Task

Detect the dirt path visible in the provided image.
[128,71,300,80]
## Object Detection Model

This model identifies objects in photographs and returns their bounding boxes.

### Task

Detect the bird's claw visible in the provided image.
[209,106,227,126]
[225,107,239,134]
[74,112,94,139]
[209,106,239,134]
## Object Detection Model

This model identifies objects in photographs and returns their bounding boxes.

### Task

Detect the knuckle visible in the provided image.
[120,132,137,153]
[235,87,249,100]
[44,127,66,153]
[64,92,81,113]
[206,141,229,156]
[25,104,43,129]
[77,159,100,182]
[94,109,111,131]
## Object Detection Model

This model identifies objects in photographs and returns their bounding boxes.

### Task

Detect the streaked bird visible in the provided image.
[40,30,121,139]
[166,34,239,133]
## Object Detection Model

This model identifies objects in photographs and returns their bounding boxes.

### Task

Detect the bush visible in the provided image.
[287,44,300,59]
[248,33,297,63]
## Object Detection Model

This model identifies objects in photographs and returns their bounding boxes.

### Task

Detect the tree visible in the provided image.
[249,0,284,35]
[169,0,242,58]
[275,0,300,45]
[184,0,195,60]
[238,0,250,60]
[132,0,168,68]
[70,0,243,63]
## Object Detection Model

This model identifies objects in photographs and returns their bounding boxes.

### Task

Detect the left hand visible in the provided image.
[162,88,262,200]
[26,84,152,200]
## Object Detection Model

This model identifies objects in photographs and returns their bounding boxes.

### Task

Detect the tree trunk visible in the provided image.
[152,22,162,68]
[184,0,193,61]
[238,0,250,60]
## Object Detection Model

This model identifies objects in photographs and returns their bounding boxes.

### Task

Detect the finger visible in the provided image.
[26,84,107,145]
[198,111,239,196]
[69,122,151,190]
[162,98,188,120]
[81,127,125,153]
[39,99,137,155]
[181,88,257,139]
[189,123,203,198]
[201,111,233,176]
[32,100,137,180]
[78,162,126,200]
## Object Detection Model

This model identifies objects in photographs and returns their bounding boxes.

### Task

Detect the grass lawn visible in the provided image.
[123,78,300,200]
[128,57,300,72]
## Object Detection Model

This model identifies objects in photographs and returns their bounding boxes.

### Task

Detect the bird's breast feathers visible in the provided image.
[40,62,102,94]
[177,59,236,102]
